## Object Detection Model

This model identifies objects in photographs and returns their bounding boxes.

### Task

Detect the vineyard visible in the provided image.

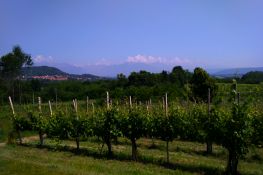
[1,2,263,174]
[0,84,263,175]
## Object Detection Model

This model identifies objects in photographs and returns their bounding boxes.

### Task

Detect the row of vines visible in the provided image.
[7,90,263,175]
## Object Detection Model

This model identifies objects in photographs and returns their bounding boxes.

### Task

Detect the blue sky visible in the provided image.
[0,0,263,75]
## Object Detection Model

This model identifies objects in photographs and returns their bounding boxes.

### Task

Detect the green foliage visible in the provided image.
[119,107,146,160]
[169,106,188,139]
[251,110,263,146]
[241,71,263,84]
[92,107,120,156]
[128,71,156,87]
[170,66,191,87]
[155,111,175,142]
[145,109,158,140]
[11,114,32,132]
[0,46,32,79]
[119,108,146,141]
[30,79,42,92]
[221,102,253,175]
[222,102,253,157]
[28,112,48,134]
[3,90,263,173]
[93,108,120,139]
[184,105,204,141]
[190,67,218,103]
[28,111,48,145]
[69,117,92,139]
[47,111,71,139]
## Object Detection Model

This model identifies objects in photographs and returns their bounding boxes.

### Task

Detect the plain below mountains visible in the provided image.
[21,66,106,81]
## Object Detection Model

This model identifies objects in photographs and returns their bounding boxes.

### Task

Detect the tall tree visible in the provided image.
[190,67,217,103]
[0,46,33,79]
[0,46,33,101]
[170,66,187,86]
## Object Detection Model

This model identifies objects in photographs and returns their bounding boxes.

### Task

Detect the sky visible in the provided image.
[0,0,263,76]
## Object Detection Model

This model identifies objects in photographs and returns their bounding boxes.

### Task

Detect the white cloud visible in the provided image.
[33,55,54,63]
[126,54,191,65]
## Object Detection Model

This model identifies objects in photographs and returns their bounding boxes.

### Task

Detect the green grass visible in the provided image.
[0,145,192,175]
[0,107,12,142]
[1,87,263,175]
[1,137,262,175]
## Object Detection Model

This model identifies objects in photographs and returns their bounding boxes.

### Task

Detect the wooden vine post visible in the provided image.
[8,96,22,144]
[38,97,44,146]
[73,98,80,150]
[129,96,132,108]
[165,93,169,163]
[38,97,42,113]
[237,92,240,105]
[206,88,212,154]
[162,96,165,109]
[48,100,53,116]
[92,102,95,114]
[86,96,89,113]
[165,93,168,117]
[106,91,110,109]
[105,91,113,156]
[55,88,58,109]
[32,91,35,105]
[129,95,138,160]
[8,96,15,116]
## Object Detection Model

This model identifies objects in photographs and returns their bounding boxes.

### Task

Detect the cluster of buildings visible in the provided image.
[30,75,69,81]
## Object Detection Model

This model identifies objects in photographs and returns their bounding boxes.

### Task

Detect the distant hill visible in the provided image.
[241,71,263,84]
[21,66,104,81]
[22,66,67,76]
[213,67,263,78]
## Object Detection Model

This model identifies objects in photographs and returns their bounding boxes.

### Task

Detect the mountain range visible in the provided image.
[21,65,263,80]
[42,63,179,77]
[33,57,263,77]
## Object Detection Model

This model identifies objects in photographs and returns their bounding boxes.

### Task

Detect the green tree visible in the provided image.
[251,110,263,146]
[117,73,128,87]
[128,71,155,86]
[69,114,92,151]
[156,112,174,164]
[221,100,253,175]
[241,71,263,84]
[93,108,120,157]
[28,111,48,146]
[190,67,217,102]
[47,111,71,140]
[0,46,33,102]
[0,46,33,79]
[30,79,41,92]
[119,108,145,161]
[169,66,188,87]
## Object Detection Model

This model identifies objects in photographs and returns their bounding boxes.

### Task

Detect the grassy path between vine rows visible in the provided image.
[0,137,263,175]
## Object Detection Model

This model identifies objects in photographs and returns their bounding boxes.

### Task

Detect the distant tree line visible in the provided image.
[0,45,234,104]
[0,62,217,105]
[216,71,263,84]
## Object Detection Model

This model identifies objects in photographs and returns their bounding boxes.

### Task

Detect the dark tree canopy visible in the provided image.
[241,71,263,84]
[0,46,33,79]
[170,66,191,87]
[128,71,156,86]
[190,67,218,103]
